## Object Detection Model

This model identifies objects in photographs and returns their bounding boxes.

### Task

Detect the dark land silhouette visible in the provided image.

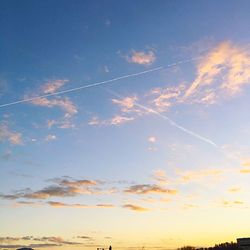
[178,242,239,250]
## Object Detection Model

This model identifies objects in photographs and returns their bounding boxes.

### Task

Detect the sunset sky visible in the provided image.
[1,1,250,250]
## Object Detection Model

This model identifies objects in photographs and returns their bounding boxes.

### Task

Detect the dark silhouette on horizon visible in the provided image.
[178,242,240,250]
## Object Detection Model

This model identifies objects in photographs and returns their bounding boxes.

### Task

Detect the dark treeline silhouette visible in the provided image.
[178,242,239,250]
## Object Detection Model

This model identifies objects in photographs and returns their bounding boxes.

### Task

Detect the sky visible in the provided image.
[1,1,250,250]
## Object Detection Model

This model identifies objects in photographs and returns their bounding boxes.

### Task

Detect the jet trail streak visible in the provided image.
[0,56,202,109]
[106,88,218,148]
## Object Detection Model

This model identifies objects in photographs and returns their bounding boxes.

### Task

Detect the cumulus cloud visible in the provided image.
[126,50,156,65]
[124,184,177,195]
[122,204,149,212]
[0,122,22,145]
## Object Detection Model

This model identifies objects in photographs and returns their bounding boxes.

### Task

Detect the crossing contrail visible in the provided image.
[106,88,218,148]
[0,56,203,109]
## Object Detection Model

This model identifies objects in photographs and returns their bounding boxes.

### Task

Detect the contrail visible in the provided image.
[0,56,203,109]
[106,88,218,148]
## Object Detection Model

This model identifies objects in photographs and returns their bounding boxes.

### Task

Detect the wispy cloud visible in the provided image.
[42,80,69,94]
[184,41,250,103]
[175,168,223,183]
[45,134,57,142]
[122,204,150,212]
[228,187,241,193]
[126,50,156,65]
[0,177,102,200]
[124,184,177,195]
[88,115,134,126]
[27,79,77,129]
[30,97,77,116]
[221,200,244,207]
[0,236,82,249]
[0,122,22,145]
[112,96,140,113]
[152,170,168,185]
[47,201,115,208]
[149,84,185,112]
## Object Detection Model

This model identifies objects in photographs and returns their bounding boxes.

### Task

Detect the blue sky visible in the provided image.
[1,1,250,250]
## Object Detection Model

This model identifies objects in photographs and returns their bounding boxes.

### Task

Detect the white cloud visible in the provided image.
[45,134,57,142]
[148,136,156,143]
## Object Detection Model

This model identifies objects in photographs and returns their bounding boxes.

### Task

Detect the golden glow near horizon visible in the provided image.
[1,1,250,250]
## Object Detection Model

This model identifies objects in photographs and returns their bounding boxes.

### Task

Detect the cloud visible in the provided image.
[109,115,134,125]
[228,187,241,193]
[112,96,139,113]
[45,134,57,142]
[42,80,69,94]
[0,122,22,145]
[149,84,185,112]
[148,136,156,143]
[0,178,101,200]
[47,201,115,208]
[88,115,134,126]
[27,80,77,129]
[30,97,77,116]
[240,168,250,174]
[241,159,250,167]
[77,236,93,240]
[184,41,250,103]
[0,236,81,248]
[221,200,244,207]
[124,184,177,195]
[122,204,149,212]
[152,170,168,185]
[182,204,199,210]
[33,237,81,245]
[126,50,156,65]
[175,168,223,183]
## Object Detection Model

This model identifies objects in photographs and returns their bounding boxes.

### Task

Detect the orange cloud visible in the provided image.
[122,204,149,212]
[47,201,115,209]
[42,80,69,94]
[88,115,134,126]
[228,187,241,193]
[124,184,177,195]
[184,41,250,103]
[176,168,223,183]
[30,97,77,115]
[112,96,138,113]
[0,122,22,145]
